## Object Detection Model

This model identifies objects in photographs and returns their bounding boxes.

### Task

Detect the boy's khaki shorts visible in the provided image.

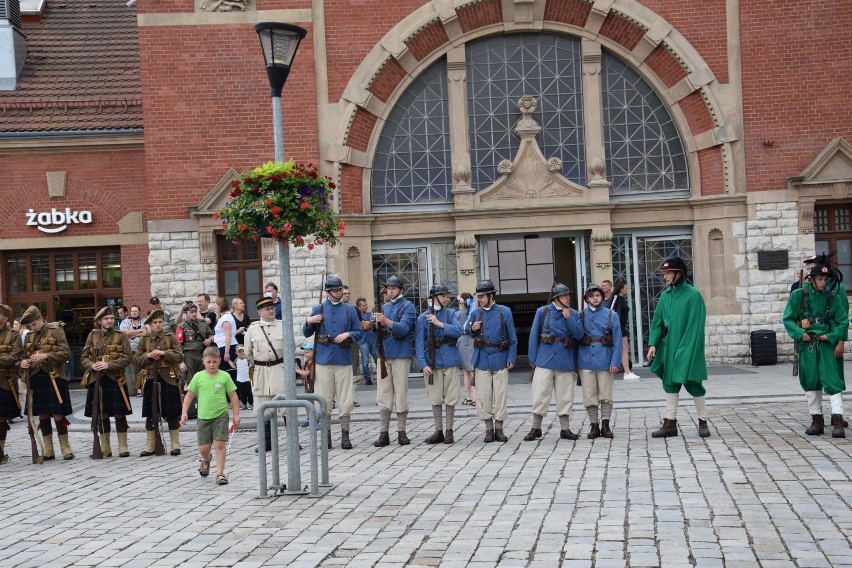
[197,412,229,445]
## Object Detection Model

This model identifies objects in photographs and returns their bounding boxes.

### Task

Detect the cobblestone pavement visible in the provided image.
[0,367,849,567]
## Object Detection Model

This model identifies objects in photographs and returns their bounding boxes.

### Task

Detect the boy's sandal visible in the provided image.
[216,474,228,486]
[463,399,475,406]
[199,459,211,477]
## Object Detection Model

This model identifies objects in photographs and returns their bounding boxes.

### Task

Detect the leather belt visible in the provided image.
[254,358,284,367]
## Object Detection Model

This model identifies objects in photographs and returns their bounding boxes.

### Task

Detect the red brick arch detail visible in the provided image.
[598,12,646,51]
[543,0,592,27]
[404,20,450,62]
[457,0,503,33]
[644,44,689,88]
[368,58,408,103]
[678,91,715,136]
[347,108,379,153]
[698,147,724,196]
[341,164,364,214]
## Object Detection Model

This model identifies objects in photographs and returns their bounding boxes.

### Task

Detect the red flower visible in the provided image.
[307,243,315,250]
[295,236,303,244]
[315,239,323,245]
[329,182,337,189]
[238,223,249,232]
[213,211,221,220]
[300,202,310,210]
[339,230,345,237]
[229,188,241,198]
[230,180,240,188]
[337,220,346,230]
[266,226,276,235]
[266,198,273,206]
[271,205,281,217]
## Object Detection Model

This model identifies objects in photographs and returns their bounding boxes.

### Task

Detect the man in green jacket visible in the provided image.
[783,264,848,438]
[646,257,710,438]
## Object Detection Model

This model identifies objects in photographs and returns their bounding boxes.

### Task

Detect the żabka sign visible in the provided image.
[26,208,93,234]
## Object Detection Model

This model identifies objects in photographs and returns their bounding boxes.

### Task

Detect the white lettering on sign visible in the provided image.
[26,208,94,234]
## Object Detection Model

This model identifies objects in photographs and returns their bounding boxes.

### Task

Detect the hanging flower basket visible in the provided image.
[215,160,345,250]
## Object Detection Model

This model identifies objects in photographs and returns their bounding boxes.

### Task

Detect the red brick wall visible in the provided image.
[0,149,145,239]
[740,0,852,192]
[325,0,426,103]
[543,0,591,28]
[120,243,153,308]
[698,146,724,196]
[598,12,646,51]
[644,44,688,88]
[347,108,379,153]
[641,1,728,84]
[405,20,450,61]
[341,164,364,214]
[138,22,319,221]
[368,58,407,103]
[458,0,503,33]
[677,91,715,136]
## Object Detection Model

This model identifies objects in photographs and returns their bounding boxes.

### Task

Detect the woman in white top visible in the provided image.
[214,296,238,371]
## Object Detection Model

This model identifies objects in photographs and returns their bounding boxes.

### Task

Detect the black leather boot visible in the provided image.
[398,431,411,446]
[424,430,444,444]
[560,429,579,440]
[698,419,711,438]
[831,415,846,438]
[523,428,542,441]
[652,419,678,438]
[341,429,353,450]
[373,431,390,447]
[443,429,454,444]
[587,423,600,439]
[601,419,614,439]
[494,429,508,442]
[805,414,824,436]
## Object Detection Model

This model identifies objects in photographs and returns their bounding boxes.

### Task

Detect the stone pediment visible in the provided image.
[189,168,241,217]
[475,96,596,209]
[794,138,852,185]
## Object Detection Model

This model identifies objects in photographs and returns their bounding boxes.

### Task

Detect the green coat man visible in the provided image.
[646,257,710,438]
[783,264,848,438]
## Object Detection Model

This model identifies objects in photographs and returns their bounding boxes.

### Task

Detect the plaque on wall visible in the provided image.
[757,250,788,270]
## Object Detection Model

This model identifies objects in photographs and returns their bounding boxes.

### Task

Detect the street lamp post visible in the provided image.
[255,21,308,495]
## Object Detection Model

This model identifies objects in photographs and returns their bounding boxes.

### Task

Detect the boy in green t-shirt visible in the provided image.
[181,347,240,485]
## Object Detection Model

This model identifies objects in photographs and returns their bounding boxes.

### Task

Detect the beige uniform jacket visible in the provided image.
[244,319,285,397]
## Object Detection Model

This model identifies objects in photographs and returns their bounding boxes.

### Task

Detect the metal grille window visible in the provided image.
[814,204,852,283]
[466,33,586,191]
[371,60,452,208]
[602,51,688,196]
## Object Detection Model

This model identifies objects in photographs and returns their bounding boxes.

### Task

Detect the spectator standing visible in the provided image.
[196,293,218,329]
[230,298,250,348]
[606,282,639,381]
[213,297,238,373]
[234,345,253,410]
[600,280,613,304]
[356,297,378,385]
[264,282,283,320]
[121,305,146,396]
[456,292,476,406]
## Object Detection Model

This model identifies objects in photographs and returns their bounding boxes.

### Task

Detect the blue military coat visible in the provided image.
[464,304,518,372]
[577,306,623,371]
[302,300,363,365]
[415,306,463,370]
[380,297,416,359]
[528,302,585,371]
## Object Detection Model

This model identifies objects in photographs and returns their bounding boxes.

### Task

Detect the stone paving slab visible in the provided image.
[0,364,849,566]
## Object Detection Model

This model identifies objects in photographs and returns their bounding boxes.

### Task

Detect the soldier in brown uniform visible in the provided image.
[19,306,74,460]
[81,307,133,458]
[0,304,23,464]
[133,309,185,456]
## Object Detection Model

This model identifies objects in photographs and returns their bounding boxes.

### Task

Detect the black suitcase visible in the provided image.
[750,329,777,366]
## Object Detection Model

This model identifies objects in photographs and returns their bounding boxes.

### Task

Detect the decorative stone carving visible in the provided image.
[201,0,250,12]
[261,237,277,260]
[199,231,215,264]
[453,160,472,184]
[497,160,514,176]
[479,96,587,204]
[588,158,606,179]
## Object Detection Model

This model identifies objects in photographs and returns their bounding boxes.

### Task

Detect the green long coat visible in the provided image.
[648,282,708,387]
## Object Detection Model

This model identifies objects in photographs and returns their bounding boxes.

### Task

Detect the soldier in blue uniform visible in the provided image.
[303,276,363,449]
[415,284,463,444]
[373,275,417,447]
[523,283,585,442]
[465,279,518,443]
[578,284,623,439]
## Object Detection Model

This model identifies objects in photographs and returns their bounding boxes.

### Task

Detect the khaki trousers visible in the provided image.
[376,358,410,413]
[531,367,575,417]
[476,368,508,422]
[315,364,354,418]
[579,369,614,408]
[425,366,461,406]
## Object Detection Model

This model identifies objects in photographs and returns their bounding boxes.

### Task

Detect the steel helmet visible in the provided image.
[429,283,450,297]
[550,283,572,299]
[324,276,344,291]
[385,275,404,289]
[584,283,604,297]
[475,279,497,296]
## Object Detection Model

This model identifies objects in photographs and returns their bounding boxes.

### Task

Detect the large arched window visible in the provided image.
[466,33,585,191]
[371,59,452,208]
[601,51,689,196]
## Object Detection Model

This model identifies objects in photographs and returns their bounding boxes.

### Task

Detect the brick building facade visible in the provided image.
[0,0,849,366]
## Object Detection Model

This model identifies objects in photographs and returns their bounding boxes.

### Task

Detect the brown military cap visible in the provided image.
[0,304,12,320]
[145,309,165,325]
[182,303,198,313]
[94,306,114,322]
[20,306,42,325]
[256,297,275,311]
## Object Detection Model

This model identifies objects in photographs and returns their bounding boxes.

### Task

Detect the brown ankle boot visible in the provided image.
[560,429,579,440]
[484,429,495,443]
[831,415,846,438]
[805,415,824,435]
[424,430,444,444]
[398,431,411,446]
[494,429,508,442]
[443,429,454,444]
[341,429,353,449]
[698,419,711,438]
[587,423,600,439]
[373,431,390,447]
[652,419,678,438]
[601,419,613,439]
[523,428,542,441]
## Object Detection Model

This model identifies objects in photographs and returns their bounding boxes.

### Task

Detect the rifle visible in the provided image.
[25,377,43,464]
[90,354,108,459]
[306,273,324,393]
[577,276,586,387]
[794,263,805,376]
[427,296,436,385]
[375,282,388,380]
[146,338,167,456]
